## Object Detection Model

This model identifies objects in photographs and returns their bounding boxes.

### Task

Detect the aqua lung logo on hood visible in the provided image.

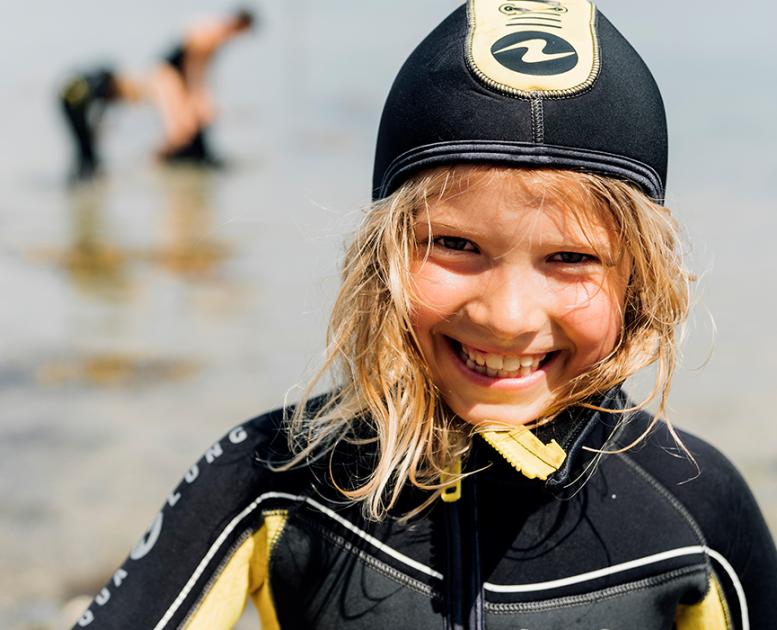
[467,0,599,97]
[491,31,578,76]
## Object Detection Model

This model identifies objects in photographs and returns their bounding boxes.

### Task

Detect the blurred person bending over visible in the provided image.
[150,8,256,166]
[59,67,143,181]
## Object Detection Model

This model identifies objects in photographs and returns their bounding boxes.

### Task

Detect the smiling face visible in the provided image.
[409,168,630,427]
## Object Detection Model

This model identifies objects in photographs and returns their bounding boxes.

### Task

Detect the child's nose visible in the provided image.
[465,269,547,340]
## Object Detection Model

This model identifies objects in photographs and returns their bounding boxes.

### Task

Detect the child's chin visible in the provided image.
[452,403,545,428]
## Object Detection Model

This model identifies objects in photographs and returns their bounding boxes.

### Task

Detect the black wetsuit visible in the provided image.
[164,44,187,80]
[60,68,117,179]
[73,388,777,629]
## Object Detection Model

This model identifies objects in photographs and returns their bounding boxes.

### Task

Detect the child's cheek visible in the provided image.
[409,262,469,315]
[557,281,625,366]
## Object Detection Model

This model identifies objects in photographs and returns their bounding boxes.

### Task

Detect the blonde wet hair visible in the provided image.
[283,166,691,520]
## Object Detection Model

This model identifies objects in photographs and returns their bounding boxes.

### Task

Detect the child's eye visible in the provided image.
[547,251,598,264]
[432,236,479,253]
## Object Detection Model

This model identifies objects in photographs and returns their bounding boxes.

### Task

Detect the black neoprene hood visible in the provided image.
[372,1,667,201]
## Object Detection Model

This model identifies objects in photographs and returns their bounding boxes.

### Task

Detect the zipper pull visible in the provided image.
[440,456,462,503]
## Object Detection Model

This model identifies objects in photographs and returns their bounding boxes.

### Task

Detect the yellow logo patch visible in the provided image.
[467,0,600,97]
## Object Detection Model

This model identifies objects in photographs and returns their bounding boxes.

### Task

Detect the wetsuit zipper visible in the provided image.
[469,477,485,629]
[443,471,485,630]
[443,494,465,630]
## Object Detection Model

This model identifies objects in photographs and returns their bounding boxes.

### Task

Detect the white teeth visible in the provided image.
[458,343,549,379]
[485,354,503,370]
[503,356,521,371]
[496,369,519,378]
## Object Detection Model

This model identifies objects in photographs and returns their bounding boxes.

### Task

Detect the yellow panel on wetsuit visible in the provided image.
[182,510,288,630]
[252,511,288,630]
[674,574,732,630]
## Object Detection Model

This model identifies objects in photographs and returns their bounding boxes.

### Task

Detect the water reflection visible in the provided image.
[36,352,200,387]
[36,166,231,299]
[26,166,238,390]
[61,179,130,299]
[150,167,231,278]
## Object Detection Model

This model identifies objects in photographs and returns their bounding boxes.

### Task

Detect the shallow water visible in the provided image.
[1,1,776,627]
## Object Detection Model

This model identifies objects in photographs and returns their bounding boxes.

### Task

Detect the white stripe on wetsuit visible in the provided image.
[153,492,749,630]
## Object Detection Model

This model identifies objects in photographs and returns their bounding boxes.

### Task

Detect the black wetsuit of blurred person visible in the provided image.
[60,68,119,180]
[60,68,142,181]
[152,9,255,166]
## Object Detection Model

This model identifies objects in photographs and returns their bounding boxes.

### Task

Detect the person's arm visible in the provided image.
[72,418,283,629]
[687,448,777,629]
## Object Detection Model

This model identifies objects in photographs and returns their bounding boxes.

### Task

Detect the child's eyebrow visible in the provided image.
[413,219,481,233]
[416,220,612,245]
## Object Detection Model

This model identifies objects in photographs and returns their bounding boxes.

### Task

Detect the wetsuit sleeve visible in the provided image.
[687,442,777,629]
[71,414,288,630]
[633,426,777,630]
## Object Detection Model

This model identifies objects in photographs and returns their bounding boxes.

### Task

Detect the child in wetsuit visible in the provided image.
[59,68,141,181]
[74,1,777,628]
